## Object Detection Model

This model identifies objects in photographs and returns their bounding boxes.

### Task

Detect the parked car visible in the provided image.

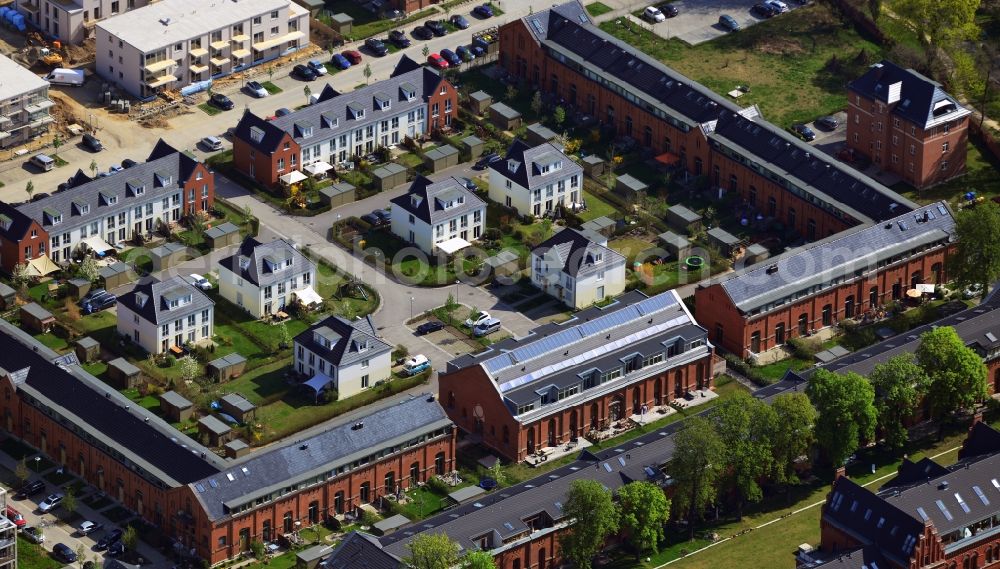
[96,529,124,551]
[209,93,234,110]
[15,480,45,499]
[456,45,475,61]
[412,25,433,40]
[659,3,679,16]
[372,209,392,224]
[416,321,444,335]
[388,29,411,48]
[765,0,789,12]
[643,6,666,22]
[107,541,126,557]
[83,294,117,314]
[427,53,449,69]
[365,38,389,56]
[473,317,502,337]
[121,158,138,169]
[472,3,494,17]
[188,274,212,290]
[402,354,431,376]
[465,311,492,328]
[109,165,124,174]
[308,59,328,75]
[449,14,470,28]
[331,53,352,70]
[440,48,462,67]
[360,213,382,226]
[275,107,293,117]
[460,177,477,190]
[791,123,816,141]
[38,493,64,513]
[752,3,777,17]
[719,14,741,30]
[815,115,840,130]
[77,520,103,536]
[30,153,54,171]
[245,80,268,98]
[342,50,363,65]
[200,136,224,151]
[80,288,108,305]
[292,64,317,81]
[22,526,44,544]
[82,132,103,152]
[54,543,78,563]
[474,152,501,169]
[4,505,25,528]
[425,19,447,36]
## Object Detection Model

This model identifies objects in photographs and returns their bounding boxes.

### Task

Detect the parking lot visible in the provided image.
[632,0,808,45]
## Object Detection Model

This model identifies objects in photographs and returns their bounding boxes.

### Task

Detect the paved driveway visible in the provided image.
[615,0,807,45]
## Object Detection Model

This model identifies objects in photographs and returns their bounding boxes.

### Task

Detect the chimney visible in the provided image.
[833,466,846,484]
[971,411,983,432]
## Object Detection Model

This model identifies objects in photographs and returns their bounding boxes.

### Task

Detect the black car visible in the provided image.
[365,37,389,56]
[659,3,679,16]
[373,209,392,224]
[82,133,103,152]
[83,294,117,315]
[815,115,840,130]
[791,123,816,141]
[53,543,77,563]
[752,3,777,16]
[107,541,126,557]
[15,480,45,499]
[416,321,444,335]
[209,93,234,110]
[96,529,124,551]
[388,30,411,48]
[292,64,317,81]
[360,213,382,226]
[425,20,447,36]
[474,152,501,170]
[412,25,433,40]
[121,158,138,169]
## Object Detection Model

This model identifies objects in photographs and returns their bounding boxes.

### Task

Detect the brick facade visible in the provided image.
[183,162,216,216]
[232,131,301,188]
[0,215,48,274]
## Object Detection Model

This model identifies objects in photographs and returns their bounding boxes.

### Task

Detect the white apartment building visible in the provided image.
[218,236,317,318]
[294,315,392,399]
[15,0,153,45]
[95,0,309,99]
[0,55,52,149]
[530,228,627,309]
[116,275,215,354]
[488,140,584,217]
[389,175,486,255]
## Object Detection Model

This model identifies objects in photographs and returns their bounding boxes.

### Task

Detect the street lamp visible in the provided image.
[33,456,40,474]
[409,296,414,320]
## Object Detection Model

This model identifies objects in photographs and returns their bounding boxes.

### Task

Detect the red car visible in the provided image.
[427,53,449,69]
[5,505,25,528]
[342,50,363,65]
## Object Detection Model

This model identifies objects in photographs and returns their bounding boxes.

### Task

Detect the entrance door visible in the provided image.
[609,395,623,422]
[547,419,557,447]
[569,410,578,440]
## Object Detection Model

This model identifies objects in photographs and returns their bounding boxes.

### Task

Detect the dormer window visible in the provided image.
[44,209,62,225]
[295,121,314,138]
[154,171,173,187]
[507,159,520,173]
[348,103,365,120]
[250,126,264,144]
[100,191,118,206]
[595,253,603,262]
[285,258,292,267]
[374,94,390,110]
[0,215,10,232]
[74,202,90,215]
[400,83,417,101]
[321,113,338,128]
[127,180,145,196]
[457,196,464,204]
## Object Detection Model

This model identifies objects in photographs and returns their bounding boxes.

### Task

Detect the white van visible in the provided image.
[30,153,54,171]
[473,318,502,337]
[403,354,430,376]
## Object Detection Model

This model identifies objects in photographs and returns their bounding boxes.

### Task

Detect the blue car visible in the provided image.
[471,44,485,57]
[440,48,461,67]
[331,53,351,70]
[473,3,494,17]
[449,14,470,29]
[456,45,475,61]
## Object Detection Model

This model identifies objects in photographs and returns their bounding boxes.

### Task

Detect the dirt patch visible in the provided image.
[49,94,82,134]
[64,38,95,67]
[755,37,806,56]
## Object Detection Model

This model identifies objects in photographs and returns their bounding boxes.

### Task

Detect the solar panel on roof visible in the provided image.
[987,332,998,343]
[938,204,948,216]
[530,18,544,35]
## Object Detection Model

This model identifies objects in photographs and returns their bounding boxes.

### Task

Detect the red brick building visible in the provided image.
[232,56,457,188]
[696,202,955,358]
[847,61,971,190]
[0,319,455,565]
[808,417,1000,569]
[439,290,717,463]
[0,204,48,274]
[500,1,915,239]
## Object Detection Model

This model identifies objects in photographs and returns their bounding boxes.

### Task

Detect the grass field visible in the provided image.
[586,1,614,16]
[599,3,883,127]
[894,136,1000,206]
[262,81,283,95]
[579,190,620,222]
[198,103,224,116]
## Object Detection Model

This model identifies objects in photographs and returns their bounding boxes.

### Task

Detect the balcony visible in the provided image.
[20,1,39,12]
[28,116,53,129]
[189,63,208,74]
[252,30,304,51]
[145,74,177,88]
[24,99,54,114]
[210,40,228,50]
[209,56,228,67]
[232,49,251,59]
[143,59,176,73]
[189,47,208,58]
[231,34,249,43]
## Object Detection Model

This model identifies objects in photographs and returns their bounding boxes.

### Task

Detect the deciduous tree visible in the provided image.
[711,390,776,518]
[869,354,928,451]
[671,416,724,540]
[807,369,876,466]
[530,91,543,116]
[769,392,816,484]
[405,533,460,569]
[952,200,1000,299]
[916,326,988,419]
[618,480,671,556]
[15,458,29,486]
[559,479,619,569]
[462,550,496,569]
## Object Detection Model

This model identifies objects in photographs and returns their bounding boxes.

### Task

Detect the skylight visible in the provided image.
[935,499,953,521]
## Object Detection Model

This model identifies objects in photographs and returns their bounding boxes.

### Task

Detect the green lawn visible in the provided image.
[262,81,283,94]
[17,537,61,569]
[609,236,656,264]
[198,103,224,116]
[586,1,614,16]
[394,486,450,520]
[205,358,289,406]
[599,2,883,126]
[578,190,620,222]
[320,3,439,40]
[33,332,68,352]
[361,230,459,286]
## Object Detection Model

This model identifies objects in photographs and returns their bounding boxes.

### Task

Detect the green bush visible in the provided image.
[721,353,774,386]
[162,355,176,368]
[786,337,821,360]
[426,476,450,496]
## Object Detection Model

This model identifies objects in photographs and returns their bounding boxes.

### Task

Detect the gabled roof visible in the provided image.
[824,477,924,566]
[389,175,485,225]
[218,236,315,288]
[320,532,402,569]
[849,60,971,128]
[233,110,291,154]
[117,275,214,326]
[0,202,38,242]
[294,315,392,368]
[532,227,624,277]
[489,139,582,191]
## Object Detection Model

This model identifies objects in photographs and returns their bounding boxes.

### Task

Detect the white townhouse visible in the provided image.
[294,315,392,398]
[0,54,53,149]
[389,175,486,255]
[530,227,627,309]
[217,237,318,318]
[14,0,155,45]
[488,140,584,217]
[116,275,215,354]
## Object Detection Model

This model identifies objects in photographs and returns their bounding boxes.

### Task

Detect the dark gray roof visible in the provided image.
[198,415,231,435]
[667,204,702,223]
[616,174,647,192]
[489,102,521,120]
[489,140,582,191]
[205,222,240,239]
[531,227,623,278]
[218,236,315,288]
[160,390,192,409]
[849,60,971,129]
[322,532,402,569]
[319,182,355,198]
[232,111,290,154]
[75,336,100,349]
[99,262,131,278]
[582,155,604,165]
[0,319,221,486]
[225,439,249,452]
[189,394,452,521]
[20,302,53,321]
[582,216,615,231]
[372,162,407,179]
[209,353,247,369]
[117,276,214,326]
[294,315,392,368]
[526,123,558,140]
[704,202,955,315]
[657,231,690,248]
[707,227,740,246]
[745,243,768,256]
[220,393,255,413]
[822,477,923,567]
[425,144,459,161]
[470,90,491,102]
[149,242,186,259]
[0,202,38,242]
[108,357,140,375]
[810,546,888,569]
[390,175,485,226]
[461,135,483,146]
[0,282,15,297]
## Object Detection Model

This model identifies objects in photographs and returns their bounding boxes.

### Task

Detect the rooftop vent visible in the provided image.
[351,421,365,430]
[939,481,949,490]
[766,264,779,275]
[299,443,309,450]
[159,17,172,25]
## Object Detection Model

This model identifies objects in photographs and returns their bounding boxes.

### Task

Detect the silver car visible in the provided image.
[201,136,223,151]
[245,80,268,98]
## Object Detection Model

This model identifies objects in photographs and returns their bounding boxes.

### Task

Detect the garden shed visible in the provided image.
[372,163,407,192]
[150,242,189,272]
[469,90,492,114]
[159,390,194,423]
[484,249,520,282]
[657,231,692,260]
[489,102,522,131]
[328,12,353,34]
[708,227,743,257]
[74,336,101,364]
[744,243,770,265]
[614,174,648,200]
[424,145,460,173]
[207,353,248,382]
[581,155,606,179]
[319,182,356,207]
[297,545,335,569]
[197,415,233,447]
[66,278,91,301]
[99,262,134,289]
[19,303,55,334]
[205,222,242,250]
[461,135,483,161]
[666,204,703,233]
[292,0,324,15]
[581,216,617,238]
[525,123,558,146]
[220,392,256,423]
[107,357,141,390]
[0,282,15,309]
[224,439,251,459]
